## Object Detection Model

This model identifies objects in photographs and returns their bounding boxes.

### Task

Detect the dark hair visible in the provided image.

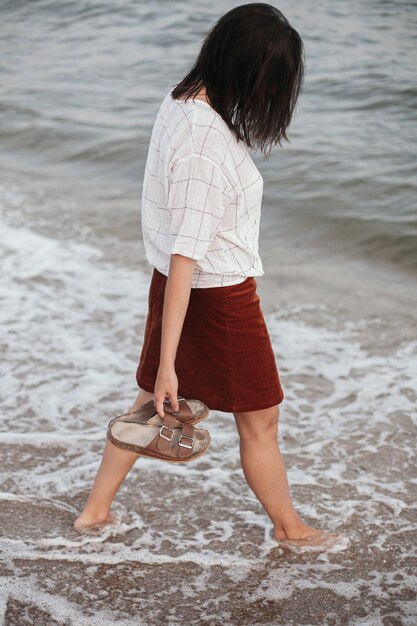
[171,3,305,158]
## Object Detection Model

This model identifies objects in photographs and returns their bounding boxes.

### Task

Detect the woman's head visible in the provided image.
[171,3,305,157]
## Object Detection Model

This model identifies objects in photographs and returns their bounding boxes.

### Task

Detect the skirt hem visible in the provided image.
[136,378,284,413]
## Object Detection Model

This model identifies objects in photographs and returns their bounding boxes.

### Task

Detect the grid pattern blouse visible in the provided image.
[141,89,265,288]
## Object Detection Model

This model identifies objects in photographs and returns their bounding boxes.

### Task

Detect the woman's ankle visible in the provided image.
[77,503,112,522]
[273,510,304,533]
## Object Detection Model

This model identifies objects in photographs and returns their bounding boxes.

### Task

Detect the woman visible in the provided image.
[74,3,336,546]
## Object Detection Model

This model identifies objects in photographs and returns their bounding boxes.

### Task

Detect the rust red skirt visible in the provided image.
[136,268,285,413]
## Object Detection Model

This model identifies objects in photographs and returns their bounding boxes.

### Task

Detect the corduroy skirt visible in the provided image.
[136,268,285,413]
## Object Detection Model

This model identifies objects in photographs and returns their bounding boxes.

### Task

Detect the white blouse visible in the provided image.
[141,89,265,288]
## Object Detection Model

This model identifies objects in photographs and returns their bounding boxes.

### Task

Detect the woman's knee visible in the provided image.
[233,404,279,442]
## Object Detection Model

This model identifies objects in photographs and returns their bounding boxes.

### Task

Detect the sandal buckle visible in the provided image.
[159,425,174,441]
[178,433,194,449]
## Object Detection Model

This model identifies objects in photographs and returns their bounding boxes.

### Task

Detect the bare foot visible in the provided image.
[73,511,115,533]
[274,521,338,546]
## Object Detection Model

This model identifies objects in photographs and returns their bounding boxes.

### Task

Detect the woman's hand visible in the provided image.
[154,364,180,418]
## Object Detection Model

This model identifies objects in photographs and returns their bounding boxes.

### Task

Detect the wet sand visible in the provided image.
[2,0,416,617]
[1,208,417,624]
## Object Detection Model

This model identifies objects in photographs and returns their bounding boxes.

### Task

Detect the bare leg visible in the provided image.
[234,404,329,541]
[73,388,154,531]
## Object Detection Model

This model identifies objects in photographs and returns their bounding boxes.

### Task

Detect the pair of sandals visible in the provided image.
[107,396,211,463]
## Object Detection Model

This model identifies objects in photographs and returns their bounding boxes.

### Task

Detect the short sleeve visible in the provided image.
[168,154,230,261]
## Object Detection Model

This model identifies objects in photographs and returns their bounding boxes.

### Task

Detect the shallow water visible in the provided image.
[1,188,416,624]
[1,0,416,269]
[1,0,417,623]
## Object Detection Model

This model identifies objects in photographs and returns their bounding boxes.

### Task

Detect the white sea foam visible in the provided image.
[1,202,416,624]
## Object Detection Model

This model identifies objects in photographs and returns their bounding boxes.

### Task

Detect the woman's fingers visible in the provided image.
[154,367,180,418]
[166,393,180,414]
[153,389,180,418]
[153,391,166,418]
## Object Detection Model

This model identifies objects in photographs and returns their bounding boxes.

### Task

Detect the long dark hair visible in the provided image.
[171,3,305,158]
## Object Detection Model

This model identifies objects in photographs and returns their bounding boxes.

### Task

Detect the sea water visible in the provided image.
[1,1,416,624]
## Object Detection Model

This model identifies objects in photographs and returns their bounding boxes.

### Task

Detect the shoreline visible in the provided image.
[1,175,416,626]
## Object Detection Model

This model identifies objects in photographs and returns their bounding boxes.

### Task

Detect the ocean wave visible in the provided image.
[1,205,416,623]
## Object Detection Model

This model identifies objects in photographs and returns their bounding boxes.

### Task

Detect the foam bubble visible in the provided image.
[1,193,416,624]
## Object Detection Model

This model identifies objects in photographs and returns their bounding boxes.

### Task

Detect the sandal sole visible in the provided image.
[106,425,211,464]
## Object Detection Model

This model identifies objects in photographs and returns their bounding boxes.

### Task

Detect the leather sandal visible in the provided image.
[106,412,210,463]
[108,396,210,430]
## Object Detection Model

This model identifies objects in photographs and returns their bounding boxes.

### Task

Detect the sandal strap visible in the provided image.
[177,422,195,459]
[155,413,178,453]
[145,416,196,460]
[115,396,201,426]
[163,396,194,423]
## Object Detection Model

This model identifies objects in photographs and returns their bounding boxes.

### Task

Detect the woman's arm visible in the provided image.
[153,154,230,417]
[153,253,197,418]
